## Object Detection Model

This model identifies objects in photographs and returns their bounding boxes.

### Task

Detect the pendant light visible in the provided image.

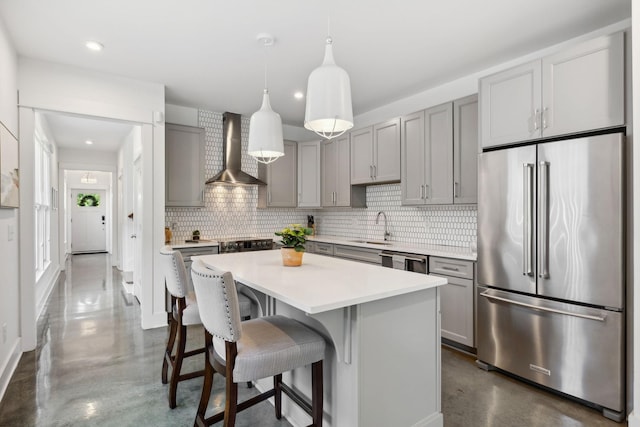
[248,33,285,165]
[304,22,353,140]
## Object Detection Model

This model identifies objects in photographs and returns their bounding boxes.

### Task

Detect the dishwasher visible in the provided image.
[380,251,427,273]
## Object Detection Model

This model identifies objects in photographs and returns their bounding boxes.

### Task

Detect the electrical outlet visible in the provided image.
[2,323,6,344]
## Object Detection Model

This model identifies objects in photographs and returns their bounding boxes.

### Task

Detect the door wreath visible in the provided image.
[77,193,100,207]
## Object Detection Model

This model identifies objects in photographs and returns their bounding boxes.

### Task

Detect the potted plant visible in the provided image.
[192,230,200,241]
[275,224,312,266]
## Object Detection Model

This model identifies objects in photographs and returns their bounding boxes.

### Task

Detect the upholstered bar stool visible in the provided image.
[191,259,325,427]
[159,246,253,409]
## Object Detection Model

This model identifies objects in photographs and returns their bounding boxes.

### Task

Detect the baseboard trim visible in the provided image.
[0,338,22,404]
[36,268,61,321]
[628,411,639,427]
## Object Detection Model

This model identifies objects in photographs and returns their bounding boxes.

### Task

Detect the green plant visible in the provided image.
[192,230,200,236]
[275,224,312,252]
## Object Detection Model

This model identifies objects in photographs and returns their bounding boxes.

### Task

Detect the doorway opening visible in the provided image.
[66,171,111,254]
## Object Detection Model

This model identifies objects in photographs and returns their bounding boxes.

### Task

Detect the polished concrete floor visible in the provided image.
[0,253,628,426]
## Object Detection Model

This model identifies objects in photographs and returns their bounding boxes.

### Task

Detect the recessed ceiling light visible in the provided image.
[85,140,94,145]
[294,92,304,100]
[85,41,104,52]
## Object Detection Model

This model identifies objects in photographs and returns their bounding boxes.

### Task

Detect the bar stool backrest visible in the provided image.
[191,259,243,343]
[160,246,189,299]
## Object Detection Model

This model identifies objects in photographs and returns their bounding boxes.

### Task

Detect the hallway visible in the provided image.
[0,253,628,426]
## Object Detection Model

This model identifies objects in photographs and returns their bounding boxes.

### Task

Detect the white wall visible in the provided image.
[117,127,140,277]
[0,15,20,404]
[18,59,166,338]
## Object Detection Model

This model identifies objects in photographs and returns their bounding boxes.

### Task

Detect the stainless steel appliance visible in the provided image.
[476,132,625,421]
[218,237,274,253]
[380,251,427,274]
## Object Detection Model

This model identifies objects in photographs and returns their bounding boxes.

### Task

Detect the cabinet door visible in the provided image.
[267,141,297,207]
[479,60,542,148]
[401,111,426,205]
[438,275,474,347]
[321,139,338,206]
[542,32,624,137]
[297,141,321,208]
[334,134,353,207]
[373,118,400,183]
[350,127,374,184]
[165,123,205,207]
[425,103,453,205]
[453,95,478,204]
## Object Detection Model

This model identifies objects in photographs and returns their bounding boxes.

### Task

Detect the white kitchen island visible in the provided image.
[196,250,447,427]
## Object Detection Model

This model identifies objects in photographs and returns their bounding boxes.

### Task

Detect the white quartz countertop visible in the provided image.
[307,235,477,261]
[195,250,447,314]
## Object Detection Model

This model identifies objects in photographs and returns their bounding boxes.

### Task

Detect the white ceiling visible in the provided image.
[42,112,135,151]
[0,0,631,149]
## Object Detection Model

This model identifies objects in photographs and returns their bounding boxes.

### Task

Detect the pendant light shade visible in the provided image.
[304,37,354,139]
[248,33,285,165]
[248,89,284,164]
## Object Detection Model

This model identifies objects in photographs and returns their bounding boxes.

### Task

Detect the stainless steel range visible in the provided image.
[218,238,274,253]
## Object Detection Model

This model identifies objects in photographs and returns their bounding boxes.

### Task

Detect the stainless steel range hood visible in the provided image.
[205,112,266,185]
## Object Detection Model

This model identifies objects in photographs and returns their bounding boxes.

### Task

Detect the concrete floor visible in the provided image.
[0,253,628,426]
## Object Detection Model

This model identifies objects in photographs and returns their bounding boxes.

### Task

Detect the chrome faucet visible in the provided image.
[376,211,391,241]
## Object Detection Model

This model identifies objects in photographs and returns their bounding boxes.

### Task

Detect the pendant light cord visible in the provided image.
[263,41,268,91]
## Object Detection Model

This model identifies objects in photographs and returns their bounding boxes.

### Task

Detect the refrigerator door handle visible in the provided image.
[523,163,534,276]
[480,291,606,322]
[539,161,550,279]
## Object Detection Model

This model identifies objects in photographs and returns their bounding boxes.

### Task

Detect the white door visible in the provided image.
[71,189,107,253]
[132,158,143,301]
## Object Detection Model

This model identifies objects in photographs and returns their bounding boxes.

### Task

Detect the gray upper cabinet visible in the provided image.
[453,95,478,204]
[297,140,321,208]
[372,118,401,183]
[350,118,400,185]
[322,136,365,207]
[480,31,624,148]
[258,140,297,208]
[165,123,205,207]
[401,103,453,205]
[350,126,374,184]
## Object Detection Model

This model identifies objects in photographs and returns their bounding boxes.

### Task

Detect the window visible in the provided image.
[34,129,51,279]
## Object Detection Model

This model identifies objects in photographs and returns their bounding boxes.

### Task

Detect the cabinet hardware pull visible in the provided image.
[542,107,548,129]
[454,182,459,198]
[425,184,430,199]
[441,266,460,272]
[533,108,540,131]
[523,163,534,276]
[538,161,550,279]
[369,165,373,179]
[373,165,377,179]
[480,291,606,322]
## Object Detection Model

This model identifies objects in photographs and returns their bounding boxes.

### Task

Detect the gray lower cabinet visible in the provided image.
[258,140,297,208]
[429,256,475,348]
[333,245,381,264]
[165,123,205,207]
[313,242,335,256]
[322,136,365,207]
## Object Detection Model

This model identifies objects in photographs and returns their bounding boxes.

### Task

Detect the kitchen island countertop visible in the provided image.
[195,250,446,314]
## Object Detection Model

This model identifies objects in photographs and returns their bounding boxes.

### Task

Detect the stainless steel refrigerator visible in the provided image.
[476,132,625,421]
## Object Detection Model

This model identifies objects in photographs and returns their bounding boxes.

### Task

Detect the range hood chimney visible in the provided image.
[205,112,266,185]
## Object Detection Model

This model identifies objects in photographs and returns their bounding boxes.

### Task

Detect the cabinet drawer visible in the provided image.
[429,257,473,279]
[176,245,219,260]
[334,245,381,264]
[314,242,334,256]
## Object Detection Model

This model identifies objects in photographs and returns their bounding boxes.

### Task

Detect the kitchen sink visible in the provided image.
[349,240,393,246]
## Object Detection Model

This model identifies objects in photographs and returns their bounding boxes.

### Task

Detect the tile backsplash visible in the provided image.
[165,109,477,248]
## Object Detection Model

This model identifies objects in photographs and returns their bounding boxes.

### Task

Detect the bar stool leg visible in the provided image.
[168,324,187,409]
[312,361,323,427]
[162,315,178,384]
[274,374,283,419]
